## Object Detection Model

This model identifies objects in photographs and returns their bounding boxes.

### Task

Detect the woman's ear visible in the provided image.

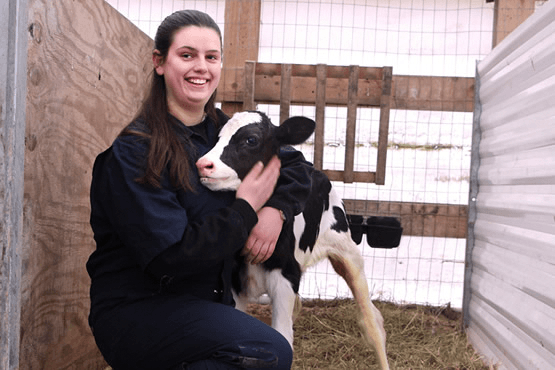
[152,50,164,75]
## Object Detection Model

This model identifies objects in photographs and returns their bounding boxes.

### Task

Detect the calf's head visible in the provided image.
[196,111,315,191]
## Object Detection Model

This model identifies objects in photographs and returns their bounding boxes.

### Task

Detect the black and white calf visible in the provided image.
[196,111,389,370]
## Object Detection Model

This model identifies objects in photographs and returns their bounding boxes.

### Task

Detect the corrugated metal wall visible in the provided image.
[464,1,555,369]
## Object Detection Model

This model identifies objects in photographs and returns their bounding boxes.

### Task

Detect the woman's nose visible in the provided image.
[193,57,208,72]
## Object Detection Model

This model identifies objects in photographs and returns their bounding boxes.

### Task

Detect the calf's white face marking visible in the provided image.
[196,111,315,192]
[197,111,265,191]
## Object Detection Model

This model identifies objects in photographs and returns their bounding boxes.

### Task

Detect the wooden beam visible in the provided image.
[343,200,468,239]
[218,63,475,112]
[220,0,261,116]
[313,64,326,171]
[243,60,256,111]
[392,74,474,112]
[324,170,376,183]
[344,65,359,183]
[279,63,292,124]
[492,0,536,47]
[376,67,392,185]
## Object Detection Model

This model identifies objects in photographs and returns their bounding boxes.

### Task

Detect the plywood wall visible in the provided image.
[22,0,152,367]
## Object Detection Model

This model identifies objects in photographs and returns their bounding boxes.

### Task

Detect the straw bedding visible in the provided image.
[247,299,494,370]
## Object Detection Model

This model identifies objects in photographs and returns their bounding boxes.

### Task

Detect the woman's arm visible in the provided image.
[243,145,314,264]
[92,136,277,280]
[148,157,281,280]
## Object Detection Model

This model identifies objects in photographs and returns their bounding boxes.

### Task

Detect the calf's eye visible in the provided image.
[246,136,258,146]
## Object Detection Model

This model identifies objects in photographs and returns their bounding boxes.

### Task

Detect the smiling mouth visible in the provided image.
[187,78,208,85]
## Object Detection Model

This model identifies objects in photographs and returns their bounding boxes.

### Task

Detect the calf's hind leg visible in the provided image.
[328,251,389,370]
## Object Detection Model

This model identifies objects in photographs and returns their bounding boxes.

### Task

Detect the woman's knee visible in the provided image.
[206,306,293,368]
[244,337,292,369]
[183,332,292,370]
[238,318,293,369]
[183,344,292,370]
[269,335,293,370]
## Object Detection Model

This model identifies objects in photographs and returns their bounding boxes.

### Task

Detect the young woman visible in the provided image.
[86,10,313,370]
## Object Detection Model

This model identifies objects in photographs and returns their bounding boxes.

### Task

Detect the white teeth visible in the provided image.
[188,78,207,85]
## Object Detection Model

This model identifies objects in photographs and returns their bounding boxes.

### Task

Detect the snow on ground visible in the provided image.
[299,235,466,309]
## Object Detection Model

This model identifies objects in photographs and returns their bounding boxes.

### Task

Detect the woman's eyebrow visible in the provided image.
[176,45,196,52]
[176,45,221,54]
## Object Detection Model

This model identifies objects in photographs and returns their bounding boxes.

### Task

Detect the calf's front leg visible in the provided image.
[266,269,298,348]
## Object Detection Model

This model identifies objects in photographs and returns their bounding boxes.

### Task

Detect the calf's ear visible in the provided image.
[276,116,316,146]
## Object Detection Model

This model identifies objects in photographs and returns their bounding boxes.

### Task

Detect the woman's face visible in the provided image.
[155,26,222,117]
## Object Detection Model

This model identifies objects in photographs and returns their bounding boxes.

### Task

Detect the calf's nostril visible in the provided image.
[196,158,215,175]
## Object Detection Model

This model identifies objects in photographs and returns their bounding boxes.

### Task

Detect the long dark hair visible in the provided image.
[123,10,223,191]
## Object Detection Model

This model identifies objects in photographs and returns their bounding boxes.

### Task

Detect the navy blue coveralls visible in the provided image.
[87,109,313,370]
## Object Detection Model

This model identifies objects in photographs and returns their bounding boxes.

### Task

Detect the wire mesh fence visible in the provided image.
[105,0,498,309]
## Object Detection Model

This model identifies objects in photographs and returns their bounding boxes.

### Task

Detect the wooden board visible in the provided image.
[376,67,393,185]
[392,74,474,112]
[23,0,153,368]
[492,0,536,47]
[242,60,256,111]
[313,64,327,171]
[344,65,359,183]
[218,63,475,113]
[220,0,261,115]
[279,63,292,124]
[343,200,468,239]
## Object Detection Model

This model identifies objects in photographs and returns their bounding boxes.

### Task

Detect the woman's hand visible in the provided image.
[243,207,284,264]
[236,156,281,212]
